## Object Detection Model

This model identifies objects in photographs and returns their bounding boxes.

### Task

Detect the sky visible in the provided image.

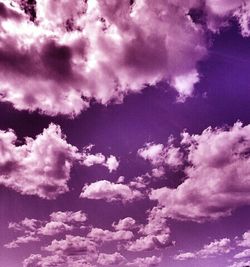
[0,1,250,267]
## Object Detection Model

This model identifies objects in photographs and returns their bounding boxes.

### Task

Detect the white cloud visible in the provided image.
[80,180,142,203]
[151,122,250,222]
[0,123,79,199]
[97,252,125,266]
[174,238,232,261]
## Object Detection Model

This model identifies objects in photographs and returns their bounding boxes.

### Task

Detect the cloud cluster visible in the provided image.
[5,210,87,248]
[174,238,232,261]
[2,0,250,116]
[80,180,142,203]
[151,122,250,222]
[0,124,119,199]
[0,123,79,199]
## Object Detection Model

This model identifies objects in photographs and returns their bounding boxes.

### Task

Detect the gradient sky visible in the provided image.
[0,1,250,267]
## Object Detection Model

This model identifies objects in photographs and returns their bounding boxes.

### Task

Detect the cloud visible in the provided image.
[112,217,137,231]
[49,210,87,224]
[234,249,250,259]
[82,151,119,172]
[229,260,250,267]
[0,1,249,116]
[23,254,66,267]
[151,122,250,222]
[237,231,250,248]
[97,252,126,266]
[87,227,134,243]
[45,234,97,255]
[38,221,73,236]
[174,238,232,261]
[0,0,207,116]
[125,206,172,252]
[138,141,184,178]
[6,210,88,249]
[126,255,162,267]
[80,180,142,202]
[8,218,40,233]
[4,234,40,249]
[0,123,80,199]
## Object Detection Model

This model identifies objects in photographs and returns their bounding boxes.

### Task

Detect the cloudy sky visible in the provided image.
[0,0,250,267]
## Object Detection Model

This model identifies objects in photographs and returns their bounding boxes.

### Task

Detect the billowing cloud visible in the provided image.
[112,217,137,231]
[0,0,203,116]
[49,210,87,224]
[0,123,79,199]
[126,255,162,267]
[151,122,250,222]
[229,260,250,267]
[0,1,249,116]
[80,180,142,202]
[174,238,232,261]
[4,234,40,249]
[45,234,97,255]
[38,221,73,236]
[82,151,119,172]
[87,227,134,243]
[97,252,126,266]
[23,254,66,267]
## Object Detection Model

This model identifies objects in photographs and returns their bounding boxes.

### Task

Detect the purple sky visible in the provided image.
[0,1,250,267]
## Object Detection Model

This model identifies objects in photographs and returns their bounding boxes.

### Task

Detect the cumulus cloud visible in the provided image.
[234,249,250,259]
[174,238,232,260]
[151,122,250,222]
[38,221,73,236]
[80,180,142,202]
[229,260,250,267]
[112,217,137,231]
[4,234,40,249]
[237,231,250,248]
[87,227,134,243]
[0,0,204,116]
[0,1,249,116]
[97,252,126,266]
[6,210,88,249]
[138,141,184,178]
[82,151,119,172]
[126,255,162,267]
[125,206,172,252]
[45,234,97,255]
[0,123,120,199]
[0,123,79,199]
[23,254,66,267]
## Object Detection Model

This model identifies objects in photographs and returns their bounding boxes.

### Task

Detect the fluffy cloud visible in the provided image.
[125,206,172,252]
[23,254,66,267]
[174,238,232,260]
[38,221,73,236]
[229,260,250,267]
[0,1,249,116]
[112,217,137,231]
[237,231,250,248]
[45,234,97,255]
[82,152,119,172]
[6,210,88,249]
[97,252,126,266]
[126,255,162,267]
[4,234,40,249]
[138,142,183,169]
[87,227,134,243]
[151,122,250,222]
[80,180,142,202]
[0,123,79,199]
[49,210,87,224]
[234,249,250,259]
[0,0,203,116]
[0,123,120,199]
